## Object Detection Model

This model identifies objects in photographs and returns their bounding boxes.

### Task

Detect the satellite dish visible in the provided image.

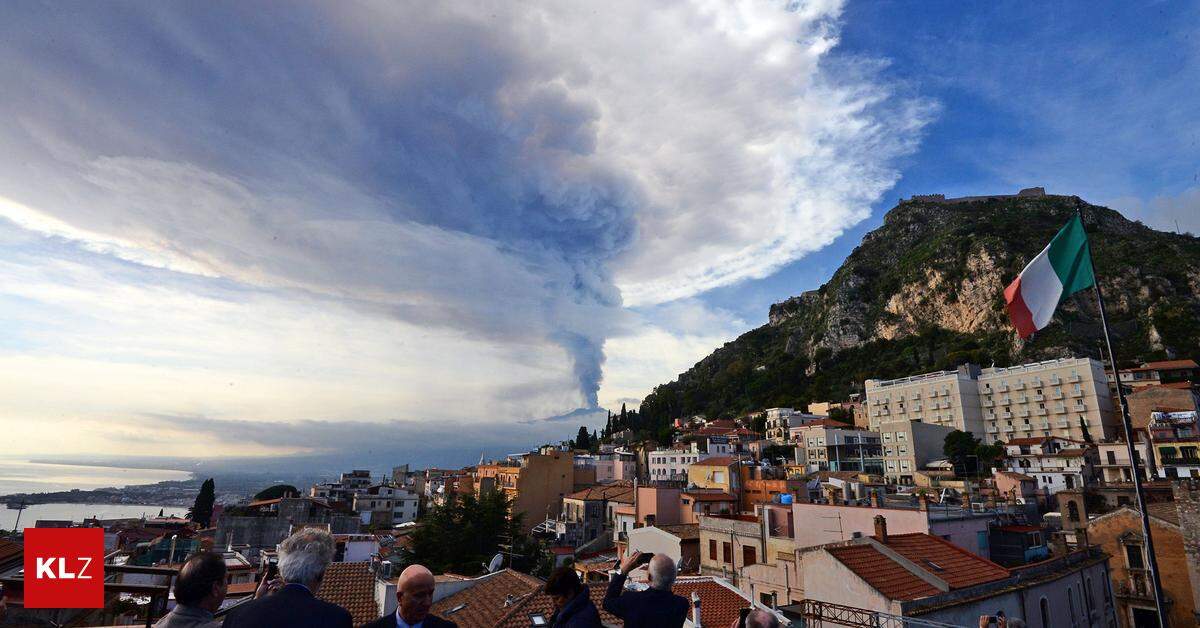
[486,553,504,573]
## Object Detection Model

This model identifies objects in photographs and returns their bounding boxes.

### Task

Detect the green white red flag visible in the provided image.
[1004,215,1095,338]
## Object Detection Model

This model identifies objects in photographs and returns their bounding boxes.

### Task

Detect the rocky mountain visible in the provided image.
[638,193,1200,424]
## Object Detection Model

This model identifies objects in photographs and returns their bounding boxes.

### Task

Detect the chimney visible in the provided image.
[869,490,881,508]
[917,493,929,512]
[873,515,888,542]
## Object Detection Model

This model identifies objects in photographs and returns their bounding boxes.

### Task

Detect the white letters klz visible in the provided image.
[35,557,93,579]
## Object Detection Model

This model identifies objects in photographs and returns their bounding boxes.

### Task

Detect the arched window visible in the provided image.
[1040,597,1051,628]
[1068,586,1078,625]
[1067,500,1080,522]
[1085,576,1094,610]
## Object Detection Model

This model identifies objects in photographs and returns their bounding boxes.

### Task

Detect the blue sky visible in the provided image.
[0,1,1196,468]
[698,0,1200,326]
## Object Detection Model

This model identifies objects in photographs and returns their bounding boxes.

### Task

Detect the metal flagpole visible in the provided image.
[1077,205,1169,626]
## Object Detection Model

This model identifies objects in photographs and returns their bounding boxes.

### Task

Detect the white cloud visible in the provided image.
[0,1,931,458]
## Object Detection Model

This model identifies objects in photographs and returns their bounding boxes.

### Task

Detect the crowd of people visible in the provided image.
[153,528,782,628]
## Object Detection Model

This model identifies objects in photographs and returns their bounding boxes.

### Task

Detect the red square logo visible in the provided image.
[23,528,105,608]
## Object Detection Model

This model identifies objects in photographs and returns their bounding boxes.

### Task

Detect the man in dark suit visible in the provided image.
[602,551,688,628]
[222,528,352,628]
[361,564,457,628]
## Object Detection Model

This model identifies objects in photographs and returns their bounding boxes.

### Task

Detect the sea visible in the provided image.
[0,460,191,531]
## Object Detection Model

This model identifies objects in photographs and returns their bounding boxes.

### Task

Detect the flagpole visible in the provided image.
[1077,205,1169,626]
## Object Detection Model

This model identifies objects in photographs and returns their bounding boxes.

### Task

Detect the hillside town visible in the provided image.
[2,356,1197,627]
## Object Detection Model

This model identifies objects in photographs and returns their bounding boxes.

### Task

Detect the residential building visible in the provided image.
[593,447,637,482]
[790,495,999,557]
[877,419,956,484]
[1002,437,1096,499]
[791,421,882,474]
[679,490,739,524]
[555,483,633,549]
[867,357,1120,444]
[1148,410,1200,479]
[1125,382,1199,428]
[1117,359,1200,389]
[739,468,805,512]
[1096,431,1156,484]
[1084,483,1200,628]
[351,484,419,528]
[475,448,575,532]
[794,523,1116,627]
[648,442,710,482]
[764,407,824,443]
[214,496,360,557]
[993,470,1039,505]
[866,364,984,434]
[979,357,1118,443]
[687,456,740,494]
[986,524,1050,566]
[625,524,701,574]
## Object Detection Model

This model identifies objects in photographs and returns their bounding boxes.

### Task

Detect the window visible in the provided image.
[709,539,717,560]
[1125,544,1144,569]
[722,542,732,563]
[1067,501,1080,522]
[743,546,757,566]
[1107,451,1117,465]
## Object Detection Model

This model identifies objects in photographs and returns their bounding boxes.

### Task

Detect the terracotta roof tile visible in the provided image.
[1134,360,1198,371]
[431,569,544,627]
[566,484,634,502]
[1146,502,1180,527]
[0,537,21,566]
[828,533,1010,601]
[316,562,379,625]
[655,524,700,541]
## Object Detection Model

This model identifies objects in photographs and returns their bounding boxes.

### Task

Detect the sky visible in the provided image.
[1,1,1196,471]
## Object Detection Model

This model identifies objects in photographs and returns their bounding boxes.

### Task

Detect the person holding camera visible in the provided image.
[602,551,688,628]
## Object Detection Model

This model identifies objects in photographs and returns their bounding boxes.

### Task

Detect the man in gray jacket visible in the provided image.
[153,552,227,628]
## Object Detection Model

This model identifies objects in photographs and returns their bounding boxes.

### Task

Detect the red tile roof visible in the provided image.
[566,484,635,502]
[1133,360,1198,371]
[431,569,544,627]
[0,539,21,567]
[316,562,379,625]
[827,533,1009,601]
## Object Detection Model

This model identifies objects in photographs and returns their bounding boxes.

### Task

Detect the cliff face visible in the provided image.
[638,195,1200,423]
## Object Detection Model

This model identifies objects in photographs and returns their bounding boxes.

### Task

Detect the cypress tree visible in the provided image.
[187,478,216,527]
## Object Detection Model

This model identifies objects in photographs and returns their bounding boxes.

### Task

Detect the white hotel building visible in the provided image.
[866,357,1118,444]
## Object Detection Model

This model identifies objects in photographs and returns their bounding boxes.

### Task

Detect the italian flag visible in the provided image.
[1004,215,1095,338]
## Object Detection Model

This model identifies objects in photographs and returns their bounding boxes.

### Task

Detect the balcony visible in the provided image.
[912,403,922,411]
[1056,419,1071,428]
[986,425,999,433]
[1018,409,1031,418]
[1032,394,1045,402]
[1049,376,1062,385]
[1035,407,1047,416]
[1071,389,1085,398]
[1017,395,1029,404]
[1051,390,1064,399]
[1069,374,1081,382]
[982,399,994,407]
[1001,412,1013,419]
[1117,570,1154,600]
[1002,425,1015,432]
[997,384,1010,392]
[1054,405,1068,414]
[1013,381,1026,390]
[1075,401,1088,411]
[1039,421,1050,429]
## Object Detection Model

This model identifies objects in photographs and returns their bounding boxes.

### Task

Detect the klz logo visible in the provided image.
[24,528,104,608]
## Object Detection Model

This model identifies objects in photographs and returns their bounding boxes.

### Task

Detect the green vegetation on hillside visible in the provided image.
[638,195,1200,430]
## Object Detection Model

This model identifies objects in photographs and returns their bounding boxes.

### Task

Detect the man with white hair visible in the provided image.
[602,551,689,627]
[223,527,353,628]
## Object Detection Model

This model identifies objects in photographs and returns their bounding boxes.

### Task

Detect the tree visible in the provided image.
[619,403,627,428]
[187,478,216,527]
[404,489,533,575]
[943,430,980,475]
[828,406,852,424]
[254,484,301,500]
[573,426,591,450]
